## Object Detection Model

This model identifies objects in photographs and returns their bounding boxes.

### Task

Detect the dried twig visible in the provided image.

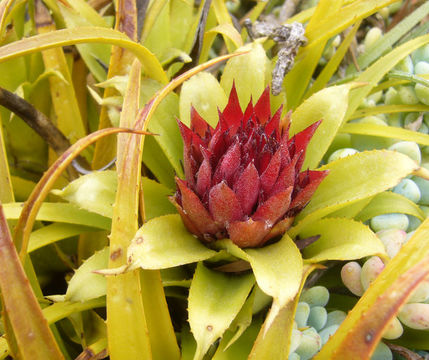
[244,19,306,95]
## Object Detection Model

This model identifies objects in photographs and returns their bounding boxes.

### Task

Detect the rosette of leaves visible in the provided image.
[171,84,328,248]
[56,41,429,359]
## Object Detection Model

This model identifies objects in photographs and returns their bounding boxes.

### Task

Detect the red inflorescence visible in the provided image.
[170,85,328,248]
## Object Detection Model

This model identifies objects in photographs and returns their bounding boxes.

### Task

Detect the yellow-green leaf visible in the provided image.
[291,150,419,236]
[179,71,228,127]
[220,42,268,109]
[346,33,429,119]
[189,263,254,360]
[0,27,168,84]
[340,123,429,146]
[66,247,109,302]
[356,191,426,222]
[28,223,95,253]
[300,218,387,263]
[52,171,116,218]
[315,217,429,359]
[4,202,111,230]
[127,214,218,270]
[216,234,303,333]
[290,84,351,169]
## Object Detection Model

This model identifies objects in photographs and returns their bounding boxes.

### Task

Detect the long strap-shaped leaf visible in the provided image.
[13,127,151,261]
[92,0,140,169]
[0,204,64,360]
[106,60,156,360]
[0,26,167,84]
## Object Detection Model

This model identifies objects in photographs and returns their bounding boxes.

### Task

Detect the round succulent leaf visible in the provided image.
[314,217,429,360]
[292,150,420,236]
[290,84,352,170]
[299,218,387,263]
[188,262,255,360]
[51,170,116,218]
[220,42,268,110]
[179,72,228,128]
[66,247,109,302]
[127,214,218,270]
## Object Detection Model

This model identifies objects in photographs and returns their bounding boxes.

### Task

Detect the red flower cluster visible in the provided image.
[171,85,328,248]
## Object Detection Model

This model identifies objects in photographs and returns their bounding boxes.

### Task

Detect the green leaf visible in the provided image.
[189,263,255,360]
[315,217,429,359]
[0,113,13,203]
[3,202,111,230]
[43,297,106,324]
[212,318,262,360]
[217,234,303,332]
[66,247,108,302]
[354,1,429,71]
[51,172,175,220]
[0,205,64,360]
[170,0,194,52]
[52,171,116,218]
[127,214,218,270]
[290,84,352,169]
[356,191,426,222]
[28,223,95,253]
[0,26,168,84]
[299,218,387,263]
[57,2,110,82]
[141,1,170,58]
[346,33,429,119]
[141,79,184,177]
[340,123,429,146]
[220,42,268,109]
[142,177,176,220]
[290,150,420,236]
[327,196,374,219]
[306,21,360,98]
[143,135,176,189]
[303,0,397,56]
[349,104,429,120]
[248,265,318,360]
[179,72,228,128]
[284,0,342,109]
[222,289,255,350]
[200,23,243,64]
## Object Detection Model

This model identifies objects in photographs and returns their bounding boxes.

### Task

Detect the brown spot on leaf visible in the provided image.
[110,248,122,261]
[206,325,213,331]
[135,236,144,244]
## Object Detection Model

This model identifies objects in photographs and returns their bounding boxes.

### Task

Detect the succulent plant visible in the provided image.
[170,85,328,247]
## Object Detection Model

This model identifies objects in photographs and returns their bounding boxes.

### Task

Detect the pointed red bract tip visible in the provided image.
[173,85,327,247]
[254,86,271,124]
[222,82,243,129]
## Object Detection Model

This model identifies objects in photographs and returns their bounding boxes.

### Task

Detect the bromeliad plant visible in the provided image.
[1,1,429,360]
[171,85,328,248]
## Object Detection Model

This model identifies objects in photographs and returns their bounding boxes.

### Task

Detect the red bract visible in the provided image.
[171,85,328,248]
